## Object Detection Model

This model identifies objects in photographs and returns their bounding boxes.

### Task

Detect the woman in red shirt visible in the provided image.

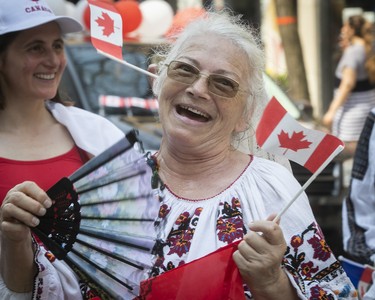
[0,0,124,298]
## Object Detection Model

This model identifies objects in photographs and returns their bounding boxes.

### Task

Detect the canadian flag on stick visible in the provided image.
[88,0,157,78]
[256,96,344,221]
[256,96,344,173]
[88,0,123,60]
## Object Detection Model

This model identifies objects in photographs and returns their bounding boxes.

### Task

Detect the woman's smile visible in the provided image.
[175,104,211,123]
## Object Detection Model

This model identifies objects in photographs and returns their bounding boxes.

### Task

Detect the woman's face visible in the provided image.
[0,22,66,103]
[157,34,251,151]
[340,22,354,48]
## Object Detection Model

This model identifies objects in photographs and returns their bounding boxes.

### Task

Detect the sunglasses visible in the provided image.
[166,60,245,98]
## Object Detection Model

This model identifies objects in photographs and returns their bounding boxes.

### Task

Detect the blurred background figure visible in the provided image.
[342,107,375,266]
[322,15,375,161]
[341,107,375,299]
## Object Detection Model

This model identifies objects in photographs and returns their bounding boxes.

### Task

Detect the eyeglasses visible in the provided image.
[166,60,245,98]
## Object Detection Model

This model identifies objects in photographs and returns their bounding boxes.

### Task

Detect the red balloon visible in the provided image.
[166,7,206,38]
[83,4,90,30]
[114,1,142,36]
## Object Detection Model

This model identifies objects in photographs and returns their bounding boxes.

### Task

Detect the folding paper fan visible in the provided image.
[32,130,160,299]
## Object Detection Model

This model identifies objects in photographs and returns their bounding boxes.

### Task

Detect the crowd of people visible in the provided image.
[0,0,372,299]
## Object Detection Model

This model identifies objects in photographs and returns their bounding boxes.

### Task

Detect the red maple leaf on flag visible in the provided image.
[95,12,114,37]
[278,130,312,155]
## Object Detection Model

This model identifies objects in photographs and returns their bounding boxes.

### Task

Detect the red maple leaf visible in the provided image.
[95,12,115,37]
[278,130,312,154]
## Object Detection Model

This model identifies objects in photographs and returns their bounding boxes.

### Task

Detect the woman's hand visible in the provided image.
[0,181,52,292]
[1,181,52,243]
[322,110,335,130]
[322,67,356,132]
[233,214,298,299]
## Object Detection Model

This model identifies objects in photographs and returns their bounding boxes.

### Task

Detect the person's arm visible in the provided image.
[0,182,51,292]
[1,236,36,292]
[322,67,357,129]
[232,215,299,300]
[349,116,375,261]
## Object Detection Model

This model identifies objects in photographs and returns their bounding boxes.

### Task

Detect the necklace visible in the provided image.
[146,152,164,190]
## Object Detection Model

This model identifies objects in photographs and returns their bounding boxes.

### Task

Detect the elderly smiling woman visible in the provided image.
[144,9,357,300]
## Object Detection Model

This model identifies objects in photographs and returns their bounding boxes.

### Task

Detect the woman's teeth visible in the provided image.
[35,73,55,80]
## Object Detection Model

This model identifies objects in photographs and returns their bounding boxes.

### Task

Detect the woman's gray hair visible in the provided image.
[151,9,291,170]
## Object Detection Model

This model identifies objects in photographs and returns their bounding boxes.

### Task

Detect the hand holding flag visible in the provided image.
[88,0,157,78]
[256,97,344,221]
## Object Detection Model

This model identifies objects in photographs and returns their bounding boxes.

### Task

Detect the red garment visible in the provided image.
[137,240,245,300]
[0,146,87,204]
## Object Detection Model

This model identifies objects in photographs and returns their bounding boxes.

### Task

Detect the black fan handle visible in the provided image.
[32,177,80,260]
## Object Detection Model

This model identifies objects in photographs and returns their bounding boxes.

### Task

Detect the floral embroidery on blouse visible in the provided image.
[150,199,357,299]
[145,155,357,299]
[44,251,56,263]
[217,197,246,244]
[151,199,246,277]
[283,222,357,299]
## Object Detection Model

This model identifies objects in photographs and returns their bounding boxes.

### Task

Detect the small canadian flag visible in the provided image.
[88,0,123,60]
[256,97,344,173]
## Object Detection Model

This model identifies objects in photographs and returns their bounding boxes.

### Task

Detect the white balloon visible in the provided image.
[65,1,77,19]
[74,0,88,27]
[45,0,67,16]
[137,0,174,39]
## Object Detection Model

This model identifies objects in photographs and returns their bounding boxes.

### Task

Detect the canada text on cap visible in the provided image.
[0,0,82,35]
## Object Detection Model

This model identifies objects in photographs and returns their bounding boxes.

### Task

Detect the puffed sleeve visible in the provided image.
[0,240,82,300]
[31,241,83,300]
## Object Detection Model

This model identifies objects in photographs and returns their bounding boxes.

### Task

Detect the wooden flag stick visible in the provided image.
[273,144,344,223]
[96,49,159,79]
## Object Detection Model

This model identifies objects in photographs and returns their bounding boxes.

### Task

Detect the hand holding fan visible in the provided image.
[32,130,160,299]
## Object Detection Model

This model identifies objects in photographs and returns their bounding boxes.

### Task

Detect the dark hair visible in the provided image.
[0,31,73,110]
[348,15,367,38]
[348,15,375,83]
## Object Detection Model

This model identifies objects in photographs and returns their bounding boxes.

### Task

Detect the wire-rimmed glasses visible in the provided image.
[166,60,246,98]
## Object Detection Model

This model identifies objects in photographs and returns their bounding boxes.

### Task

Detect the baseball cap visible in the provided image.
[0,0,83,35]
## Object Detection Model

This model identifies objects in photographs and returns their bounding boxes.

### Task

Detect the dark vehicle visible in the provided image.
[60,41,346,255]
[60,41,162,150]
